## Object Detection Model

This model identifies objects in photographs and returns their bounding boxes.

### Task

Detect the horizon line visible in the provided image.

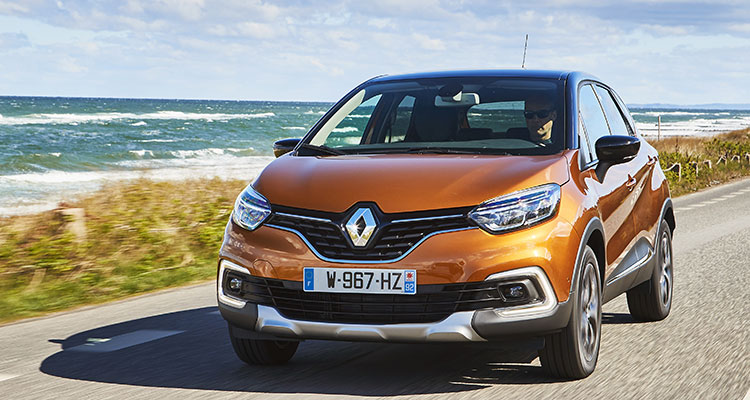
[1,95,749,110]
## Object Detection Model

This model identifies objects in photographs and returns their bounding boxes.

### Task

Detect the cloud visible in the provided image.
[0,1,29,14]
[411,33,446,51]
[0,1,748,103]
[0,32,30,49]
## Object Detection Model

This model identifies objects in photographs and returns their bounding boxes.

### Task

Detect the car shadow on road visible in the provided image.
[39,307,561,396]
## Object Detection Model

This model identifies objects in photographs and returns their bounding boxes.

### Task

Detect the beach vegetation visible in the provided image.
[0,178,246,322]
[651,127,750,196]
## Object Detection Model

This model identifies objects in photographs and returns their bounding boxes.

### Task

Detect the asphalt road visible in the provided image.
[1,179,749,399]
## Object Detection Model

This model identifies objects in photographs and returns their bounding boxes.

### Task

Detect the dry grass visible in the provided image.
[648,127,750,196]
[0,178,248,323]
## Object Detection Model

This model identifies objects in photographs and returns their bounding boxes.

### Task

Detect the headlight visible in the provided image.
[469,183,561,234]
[231,184,272,231]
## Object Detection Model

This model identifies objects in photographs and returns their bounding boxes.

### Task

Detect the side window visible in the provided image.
[594,85,632,136]
[611,90,638,136]
[386,95,415,142]
[578,114,592,165]
[578,84,610,159]
[324,94,382,147]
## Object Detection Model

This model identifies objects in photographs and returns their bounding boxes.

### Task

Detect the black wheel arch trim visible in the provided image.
[571,216,605,298]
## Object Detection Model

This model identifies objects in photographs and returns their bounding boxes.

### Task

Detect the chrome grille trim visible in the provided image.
[266,224,476,264]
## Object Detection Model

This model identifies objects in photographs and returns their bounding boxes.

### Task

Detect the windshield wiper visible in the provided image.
[404,147,482,154]
[297,143,348,156]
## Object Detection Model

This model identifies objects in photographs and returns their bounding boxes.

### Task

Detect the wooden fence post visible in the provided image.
[665,163,682,181]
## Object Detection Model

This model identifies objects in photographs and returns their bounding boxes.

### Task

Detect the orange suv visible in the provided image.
[217,70,675,379]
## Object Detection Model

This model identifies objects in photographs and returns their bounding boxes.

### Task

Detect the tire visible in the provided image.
[229,329,299,365]
[627,220,673,321]
[539,246,602,379]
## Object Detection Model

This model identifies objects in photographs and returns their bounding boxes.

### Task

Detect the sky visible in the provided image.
[0,0,749,104]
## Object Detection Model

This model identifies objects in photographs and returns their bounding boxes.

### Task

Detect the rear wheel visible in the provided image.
[229,328,299,365]
[627,220,673,321]
[539,246,601,379]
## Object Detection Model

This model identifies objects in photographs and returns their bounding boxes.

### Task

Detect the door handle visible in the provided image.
[626,175,637,190]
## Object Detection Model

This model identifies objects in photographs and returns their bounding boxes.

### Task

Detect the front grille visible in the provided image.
[266,205,474,261]
[225,273,511,324]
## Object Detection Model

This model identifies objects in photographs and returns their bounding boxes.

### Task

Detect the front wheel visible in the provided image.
[229,327,299,365]
[539,245,601,379]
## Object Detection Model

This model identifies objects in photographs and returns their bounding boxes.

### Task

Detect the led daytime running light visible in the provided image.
[232,185,272,231]
[469,184,561,233]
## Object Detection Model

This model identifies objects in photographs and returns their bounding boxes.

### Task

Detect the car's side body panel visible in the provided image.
[564,73,671,295]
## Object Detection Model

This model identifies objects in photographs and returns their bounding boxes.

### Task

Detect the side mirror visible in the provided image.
[273,138,301,158]
[594,135,640,181]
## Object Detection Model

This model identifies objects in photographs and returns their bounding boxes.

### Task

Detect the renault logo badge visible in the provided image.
[345,208,377,247]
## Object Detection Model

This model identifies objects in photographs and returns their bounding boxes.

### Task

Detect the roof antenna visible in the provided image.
[521,34,529,69]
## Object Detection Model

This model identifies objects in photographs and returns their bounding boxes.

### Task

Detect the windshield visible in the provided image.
[302,77,565,156]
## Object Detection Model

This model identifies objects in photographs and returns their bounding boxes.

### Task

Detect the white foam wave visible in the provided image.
[170,148,227,158]
[0,202,61,217]
[636,116,750,137]
[304,110,326,115]
[332,127,359,133]
[129,150,154,157]
[0,156,275,216]
[138,139,178,143]
[32,152,61,157]
[632,111,704,117]
[0,111,276,125]
[131,121,147,126]
[283,126,307,130]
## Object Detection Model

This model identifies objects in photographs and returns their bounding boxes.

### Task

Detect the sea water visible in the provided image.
[1,96,749,215]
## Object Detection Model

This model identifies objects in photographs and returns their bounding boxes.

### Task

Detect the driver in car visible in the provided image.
[524,97,558,146]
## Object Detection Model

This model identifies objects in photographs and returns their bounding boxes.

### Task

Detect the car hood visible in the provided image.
[254,153,571,213]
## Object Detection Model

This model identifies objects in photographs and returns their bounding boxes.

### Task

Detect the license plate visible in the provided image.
[303,267,416,295]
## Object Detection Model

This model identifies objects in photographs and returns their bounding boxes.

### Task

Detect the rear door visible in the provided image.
[578,83,638,279]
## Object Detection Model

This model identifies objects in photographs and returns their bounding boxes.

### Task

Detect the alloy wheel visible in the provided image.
[579,261,600,362]
[659,231,673,308]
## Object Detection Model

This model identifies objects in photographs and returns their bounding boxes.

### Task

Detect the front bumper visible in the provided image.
[218,260,573,342]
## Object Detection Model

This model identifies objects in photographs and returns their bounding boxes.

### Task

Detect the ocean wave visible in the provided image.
[0,111,276,126]
[138,139,178,143]
[631,111,705,117]
[167,147,256,158]
[304,110,326,115]
[129,150,154,158]
[131,121,147,126]
[169,148,228,158]
[332,127,359,133]
[635,116,750,136]
[283,126,307,130]
[30,152,62,158]
[0,155,276,215]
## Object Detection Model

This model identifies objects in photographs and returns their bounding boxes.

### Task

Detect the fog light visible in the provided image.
[499,283,528,300]
[229,277,242,291]
[508,285,525,298]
